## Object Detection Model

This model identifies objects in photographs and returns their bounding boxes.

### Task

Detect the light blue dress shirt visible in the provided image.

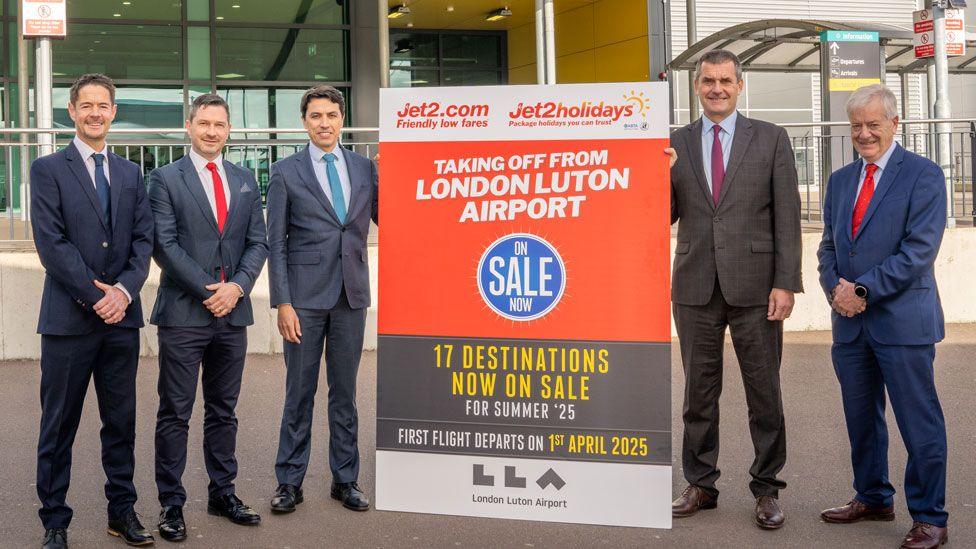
[701,111,737,191]
[854,141,897,207]
[309,141,352,212]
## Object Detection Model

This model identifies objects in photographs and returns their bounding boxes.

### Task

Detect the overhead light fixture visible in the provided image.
[485,7,512,22]
[216,73,245,79]
[122,1,131,5]
[216,15,224,20]
[232,4,241,7]
[113,13,122,17]
[394,38,413,53]
[388,5,410,19]
[446,5,454,11]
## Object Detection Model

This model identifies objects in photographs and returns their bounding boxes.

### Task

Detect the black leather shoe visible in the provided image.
[157,506,186,542]
[207,494,261,525]
[330,482,370,512]
[107,509,154,546]
[42,528,67,549]
[270,484,304,513]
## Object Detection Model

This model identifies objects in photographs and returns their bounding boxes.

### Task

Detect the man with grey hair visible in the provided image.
[666,48,802,530]
[817,83,948,549]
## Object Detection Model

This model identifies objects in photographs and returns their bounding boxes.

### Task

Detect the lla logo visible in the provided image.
[477,234,566,321]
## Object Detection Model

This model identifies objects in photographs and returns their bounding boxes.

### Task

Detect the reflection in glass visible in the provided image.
[214,0,345,25]
[214,28,346,81]
[54,86,185,133]
[390,33,438,67]
[66,0,182,20]
[55,24,182,80]
[390,68,438,88]
[442,35,501,68]
[443,70,502,86]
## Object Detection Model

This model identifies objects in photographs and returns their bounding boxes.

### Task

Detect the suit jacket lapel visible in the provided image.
[64,142,108,232]
[853,144,905,242]
[839,160,862,244]
[297,146,341,226]
[687,119,714,210]
[107,152,126,232]
[178,155,220,234]
[716,114,754,209]
[220,159,244,234]
[341,146,364,221]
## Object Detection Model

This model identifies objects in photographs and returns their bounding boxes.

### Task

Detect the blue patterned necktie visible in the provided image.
[323,152,347,223]
[92,153,111,226]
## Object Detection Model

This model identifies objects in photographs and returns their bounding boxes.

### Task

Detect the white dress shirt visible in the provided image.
[72,136,132,303]
[188,148,231,220]
[308,141,352,212]
[72,136,111,188]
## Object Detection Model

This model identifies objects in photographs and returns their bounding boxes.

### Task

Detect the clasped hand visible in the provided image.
[93,280,127,324]
[204,282,241,318]
[831,278,866,317]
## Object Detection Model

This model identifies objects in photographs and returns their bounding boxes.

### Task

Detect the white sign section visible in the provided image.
[913,8,967,58]
[22,0,66,38]
[380,82,670,142]
[376,452,673,529]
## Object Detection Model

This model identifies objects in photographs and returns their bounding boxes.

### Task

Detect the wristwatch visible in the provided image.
[854,283,868,299]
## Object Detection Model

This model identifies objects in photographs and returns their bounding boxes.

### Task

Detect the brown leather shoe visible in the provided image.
[901,522,948,549]
[820,499,895,523]
[671,485,717,518]
[755,495,785,530]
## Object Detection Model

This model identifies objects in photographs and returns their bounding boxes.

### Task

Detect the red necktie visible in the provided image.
[206,162,228,281]
[710,124,725,206]
[851,163,877,238]
[206,161,228,232]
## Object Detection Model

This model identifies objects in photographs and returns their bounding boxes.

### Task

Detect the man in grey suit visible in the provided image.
[148,94,268,541]
[266,85,378,513]
[667,49,803,529]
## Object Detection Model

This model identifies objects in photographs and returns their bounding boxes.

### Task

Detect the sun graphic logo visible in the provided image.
[477,233,566,322]
[621,90,652,117]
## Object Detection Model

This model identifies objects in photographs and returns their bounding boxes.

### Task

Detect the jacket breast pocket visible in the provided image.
[287,251,320,265]
[751,240,774,253]
[674,242,690,254]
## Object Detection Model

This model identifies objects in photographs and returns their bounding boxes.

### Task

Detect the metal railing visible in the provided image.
[1,121,974,242]
[0,127,380,241]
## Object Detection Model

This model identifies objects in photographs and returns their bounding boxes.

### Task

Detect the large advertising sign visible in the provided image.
[376,83,672,529]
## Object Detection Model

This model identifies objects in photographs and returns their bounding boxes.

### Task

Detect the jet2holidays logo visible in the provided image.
[477,234,566,321]
[507,89,652,130]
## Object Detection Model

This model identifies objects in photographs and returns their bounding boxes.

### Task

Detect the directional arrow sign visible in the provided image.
[536,468,566,490]
[830,42,840,55]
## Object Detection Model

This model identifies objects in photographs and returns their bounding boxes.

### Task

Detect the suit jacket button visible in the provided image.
[101,241,108,248]
[849,251,855,257]
[341,227,346,233]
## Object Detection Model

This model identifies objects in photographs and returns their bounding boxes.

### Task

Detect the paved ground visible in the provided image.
[1,326,974,548]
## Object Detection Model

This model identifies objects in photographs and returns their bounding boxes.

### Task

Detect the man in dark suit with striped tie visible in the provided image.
[667,50,803,529]
[148,94,268,541]
[31,73,155,548]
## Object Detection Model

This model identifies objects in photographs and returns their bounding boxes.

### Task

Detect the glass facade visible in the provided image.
[1,0,352,129]
[390,30,507,88]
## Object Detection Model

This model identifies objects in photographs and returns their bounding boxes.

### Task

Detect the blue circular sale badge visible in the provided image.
[477,233,566,321]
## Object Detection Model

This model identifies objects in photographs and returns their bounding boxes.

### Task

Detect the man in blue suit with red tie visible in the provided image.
[817,84,948,549]
[31,74,155,548]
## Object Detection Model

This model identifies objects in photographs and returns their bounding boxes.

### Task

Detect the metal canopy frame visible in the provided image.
[670,19,976,74]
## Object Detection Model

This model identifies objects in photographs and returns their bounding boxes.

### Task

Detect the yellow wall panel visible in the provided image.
[593,0,648,48]
[556,50,596,83]
[593,37,650,82]
[508,23,537,69]
[503,0,651,85]
[554,5,594,57]
[509,64,538,85]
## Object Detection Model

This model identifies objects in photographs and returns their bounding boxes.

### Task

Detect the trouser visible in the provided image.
[275,290,366,486]
[155,320,247,506]
[832,328,947,527]
[36,325,140,529]
[673,281,787,498]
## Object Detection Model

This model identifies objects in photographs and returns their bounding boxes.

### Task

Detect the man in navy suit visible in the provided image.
[30,73,154,548]
[266,85,378,513]
[817,84,948,549]
[148,94,268,541]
